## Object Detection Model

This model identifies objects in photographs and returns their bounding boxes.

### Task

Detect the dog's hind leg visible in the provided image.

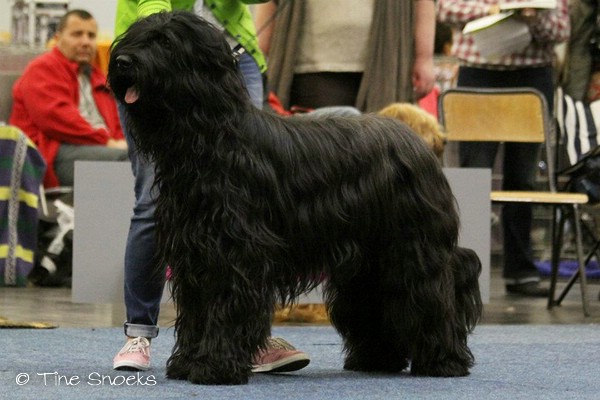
[326,267,410,373]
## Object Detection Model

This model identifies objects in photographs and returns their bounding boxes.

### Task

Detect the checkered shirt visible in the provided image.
[437,0,570,69]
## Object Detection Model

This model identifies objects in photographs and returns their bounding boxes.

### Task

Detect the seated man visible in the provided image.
[10,9,127,188]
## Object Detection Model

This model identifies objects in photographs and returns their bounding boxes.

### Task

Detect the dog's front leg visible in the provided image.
[168,268,273,385]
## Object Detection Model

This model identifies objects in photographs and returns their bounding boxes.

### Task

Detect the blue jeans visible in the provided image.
[457,66,554,285]
[122,52,263,338]
[239,52,263,109]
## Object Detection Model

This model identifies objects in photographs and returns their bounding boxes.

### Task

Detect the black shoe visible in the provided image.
[506,282,550,298]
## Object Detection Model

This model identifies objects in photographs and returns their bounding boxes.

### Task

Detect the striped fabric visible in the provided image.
[556,89,600,167]
[0,125,46,286]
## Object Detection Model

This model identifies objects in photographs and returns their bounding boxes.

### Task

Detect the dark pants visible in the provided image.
[457,66,554,284]
[290,72,363,109]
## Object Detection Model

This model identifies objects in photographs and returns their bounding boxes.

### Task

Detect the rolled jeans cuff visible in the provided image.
[123,322,159,339]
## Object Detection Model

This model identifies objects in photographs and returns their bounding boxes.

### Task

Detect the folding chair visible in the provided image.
[555,90,600,305]
[438,87,591,316]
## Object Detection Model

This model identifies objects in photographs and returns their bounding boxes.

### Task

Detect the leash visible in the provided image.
[232,0,291,61]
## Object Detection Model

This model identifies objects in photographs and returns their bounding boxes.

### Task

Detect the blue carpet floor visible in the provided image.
[2,325,599,399]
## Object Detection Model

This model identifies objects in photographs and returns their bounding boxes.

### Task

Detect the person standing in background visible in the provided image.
[254,0,436,112]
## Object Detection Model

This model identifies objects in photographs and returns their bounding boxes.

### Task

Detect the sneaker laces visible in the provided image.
[121,337,150,355]
[266,337,297,351]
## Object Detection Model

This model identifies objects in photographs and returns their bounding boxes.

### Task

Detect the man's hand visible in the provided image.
[107,138,128,150]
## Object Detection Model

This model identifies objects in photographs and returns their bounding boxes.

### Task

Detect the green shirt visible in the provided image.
[114,0,267,72]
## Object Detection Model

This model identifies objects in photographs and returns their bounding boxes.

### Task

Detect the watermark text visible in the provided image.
[15,371,157,386]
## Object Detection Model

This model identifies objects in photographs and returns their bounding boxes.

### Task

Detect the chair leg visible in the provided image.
[572,205,590,317]
[556,269,579,305]
[581,219,600,266]
[556,214,599,309]
[552,206,591,316]
[547,205,564,310]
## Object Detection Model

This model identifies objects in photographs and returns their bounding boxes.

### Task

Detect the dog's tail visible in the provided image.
[451,247,483,331]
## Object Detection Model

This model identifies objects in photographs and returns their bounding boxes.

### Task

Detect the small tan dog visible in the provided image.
[378,103,446,161]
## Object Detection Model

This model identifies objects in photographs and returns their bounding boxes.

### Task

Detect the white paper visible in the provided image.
[463,14,532,59]
[463,12,514,34]
[499,0,557,10]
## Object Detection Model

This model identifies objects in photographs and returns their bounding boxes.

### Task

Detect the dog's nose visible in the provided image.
[116,55,133,70]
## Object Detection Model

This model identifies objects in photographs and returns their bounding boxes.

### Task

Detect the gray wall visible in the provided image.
[72,162,491,304]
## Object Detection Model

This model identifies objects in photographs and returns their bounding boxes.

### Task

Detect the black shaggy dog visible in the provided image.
[108,11,482,385]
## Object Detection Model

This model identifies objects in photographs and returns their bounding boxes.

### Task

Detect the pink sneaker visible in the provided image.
[252,337,310,373]
[113,337,151,371]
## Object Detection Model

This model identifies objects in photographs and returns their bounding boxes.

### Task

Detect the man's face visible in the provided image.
[55,15,98,65]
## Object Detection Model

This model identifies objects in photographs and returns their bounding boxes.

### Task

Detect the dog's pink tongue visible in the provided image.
[125,87,139,104]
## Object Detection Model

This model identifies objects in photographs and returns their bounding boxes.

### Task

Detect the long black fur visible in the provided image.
[108,11,482,385]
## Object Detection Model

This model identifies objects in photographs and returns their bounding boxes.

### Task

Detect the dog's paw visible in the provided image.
[410,359,471,377]
[166,354,191,380]
[187,363,250,385]
[343,352,409,373]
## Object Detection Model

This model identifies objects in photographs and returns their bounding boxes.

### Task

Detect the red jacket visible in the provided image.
[9,47,124,188]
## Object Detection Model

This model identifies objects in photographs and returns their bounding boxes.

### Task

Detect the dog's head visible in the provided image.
[108,11,248,121]
[378,103,446,161]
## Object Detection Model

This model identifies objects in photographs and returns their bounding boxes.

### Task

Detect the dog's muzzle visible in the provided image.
[113,54,139,104]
